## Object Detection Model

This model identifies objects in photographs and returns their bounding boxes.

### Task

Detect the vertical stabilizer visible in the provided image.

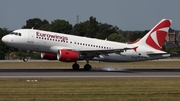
[136,19,172,50]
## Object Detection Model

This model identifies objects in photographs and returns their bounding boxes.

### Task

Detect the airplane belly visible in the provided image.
[92,53,135,62]
[92,51,149,62]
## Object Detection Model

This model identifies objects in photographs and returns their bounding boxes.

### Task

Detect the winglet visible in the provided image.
[133,46,138,52]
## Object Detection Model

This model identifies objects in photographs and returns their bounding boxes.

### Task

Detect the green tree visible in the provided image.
[0,28,12,59]
[71,21,89,36]
[107,33,126,42]
[38,23,50,31]
[72,16,120,39]
[96,23,119,39]
[49,19,72,34]
[22,18,49,29]
[127,30,149,42]
[86,16,98,38]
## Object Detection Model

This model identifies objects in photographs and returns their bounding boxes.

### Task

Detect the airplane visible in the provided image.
[2,19,172,70]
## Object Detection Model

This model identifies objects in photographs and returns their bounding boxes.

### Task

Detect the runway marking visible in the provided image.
[0,75,180,78]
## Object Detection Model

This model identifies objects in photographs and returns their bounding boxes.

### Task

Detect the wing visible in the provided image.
[50,45,138,59]
[75,46,138,58]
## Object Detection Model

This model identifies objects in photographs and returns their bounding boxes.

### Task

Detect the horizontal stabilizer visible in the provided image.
[147,51,168,55]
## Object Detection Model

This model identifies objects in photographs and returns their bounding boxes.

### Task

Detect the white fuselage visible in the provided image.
[2,29,170,62]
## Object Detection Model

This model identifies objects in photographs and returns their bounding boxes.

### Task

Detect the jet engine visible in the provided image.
[57,50,79,62]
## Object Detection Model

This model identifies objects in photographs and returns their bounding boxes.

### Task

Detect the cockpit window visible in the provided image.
[15,33,18,35]
[10,32,14,35]
[10,32,21,36]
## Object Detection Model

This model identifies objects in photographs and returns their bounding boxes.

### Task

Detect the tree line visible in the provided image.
[0,16,178,60]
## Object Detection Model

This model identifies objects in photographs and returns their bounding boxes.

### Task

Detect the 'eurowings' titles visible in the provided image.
[36,31,68,41]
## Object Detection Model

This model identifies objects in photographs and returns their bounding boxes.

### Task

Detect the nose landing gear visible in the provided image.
[23,50,30,62]
[23,57,29,62]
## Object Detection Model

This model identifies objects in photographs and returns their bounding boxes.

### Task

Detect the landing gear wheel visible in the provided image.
[84,64,92,70]
[72,63,80,70]
[23,57,28,62]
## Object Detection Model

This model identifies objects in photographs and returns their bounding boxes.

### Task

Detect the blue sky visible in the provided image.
[0,0,179,30]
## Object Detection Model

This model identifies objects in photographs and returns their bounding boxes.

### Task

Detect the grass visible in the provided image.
[0,61,180,68]
[0,78,179,101]
[0,61,179,100]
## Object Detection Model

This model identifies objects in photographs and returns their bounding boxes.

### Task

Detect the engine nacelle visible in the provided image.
[41,53,57,60]
[57,50,79,62]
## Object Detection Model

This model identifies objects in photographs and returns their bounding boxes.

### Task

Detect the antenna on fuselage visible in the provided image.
[31,27,34,29]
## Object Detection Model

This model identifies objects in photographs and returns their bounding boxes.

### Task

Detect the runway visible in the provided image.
[0,68,180,78]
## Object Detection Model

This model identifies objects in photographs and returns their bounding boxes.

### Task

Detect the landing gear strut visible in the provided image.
[23,50,30,62]
[84,59,91,70]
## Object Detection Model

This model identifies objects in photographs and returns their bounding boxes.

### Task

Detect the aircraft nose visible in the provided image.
[2,35,10,44]
[2,36,6,43]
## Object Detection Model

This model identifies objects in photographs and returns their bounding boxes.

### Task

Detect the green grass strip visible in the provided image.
[0,78,179,101]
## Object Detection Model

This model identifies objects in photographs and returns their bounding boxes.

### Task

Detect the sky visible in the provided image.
[0,0,180,31]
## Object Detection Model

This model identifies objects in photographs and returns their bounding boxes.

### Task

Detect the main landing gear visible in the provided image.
[72,62,80,70]
[72,60,92,71]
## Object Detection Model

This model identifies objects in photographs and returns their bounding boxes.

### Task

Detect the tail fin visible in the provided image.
[136,19,172,50]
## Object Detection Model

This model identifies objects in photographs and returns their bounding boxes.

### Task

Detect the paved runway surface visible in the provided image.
[0,67,180,78]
